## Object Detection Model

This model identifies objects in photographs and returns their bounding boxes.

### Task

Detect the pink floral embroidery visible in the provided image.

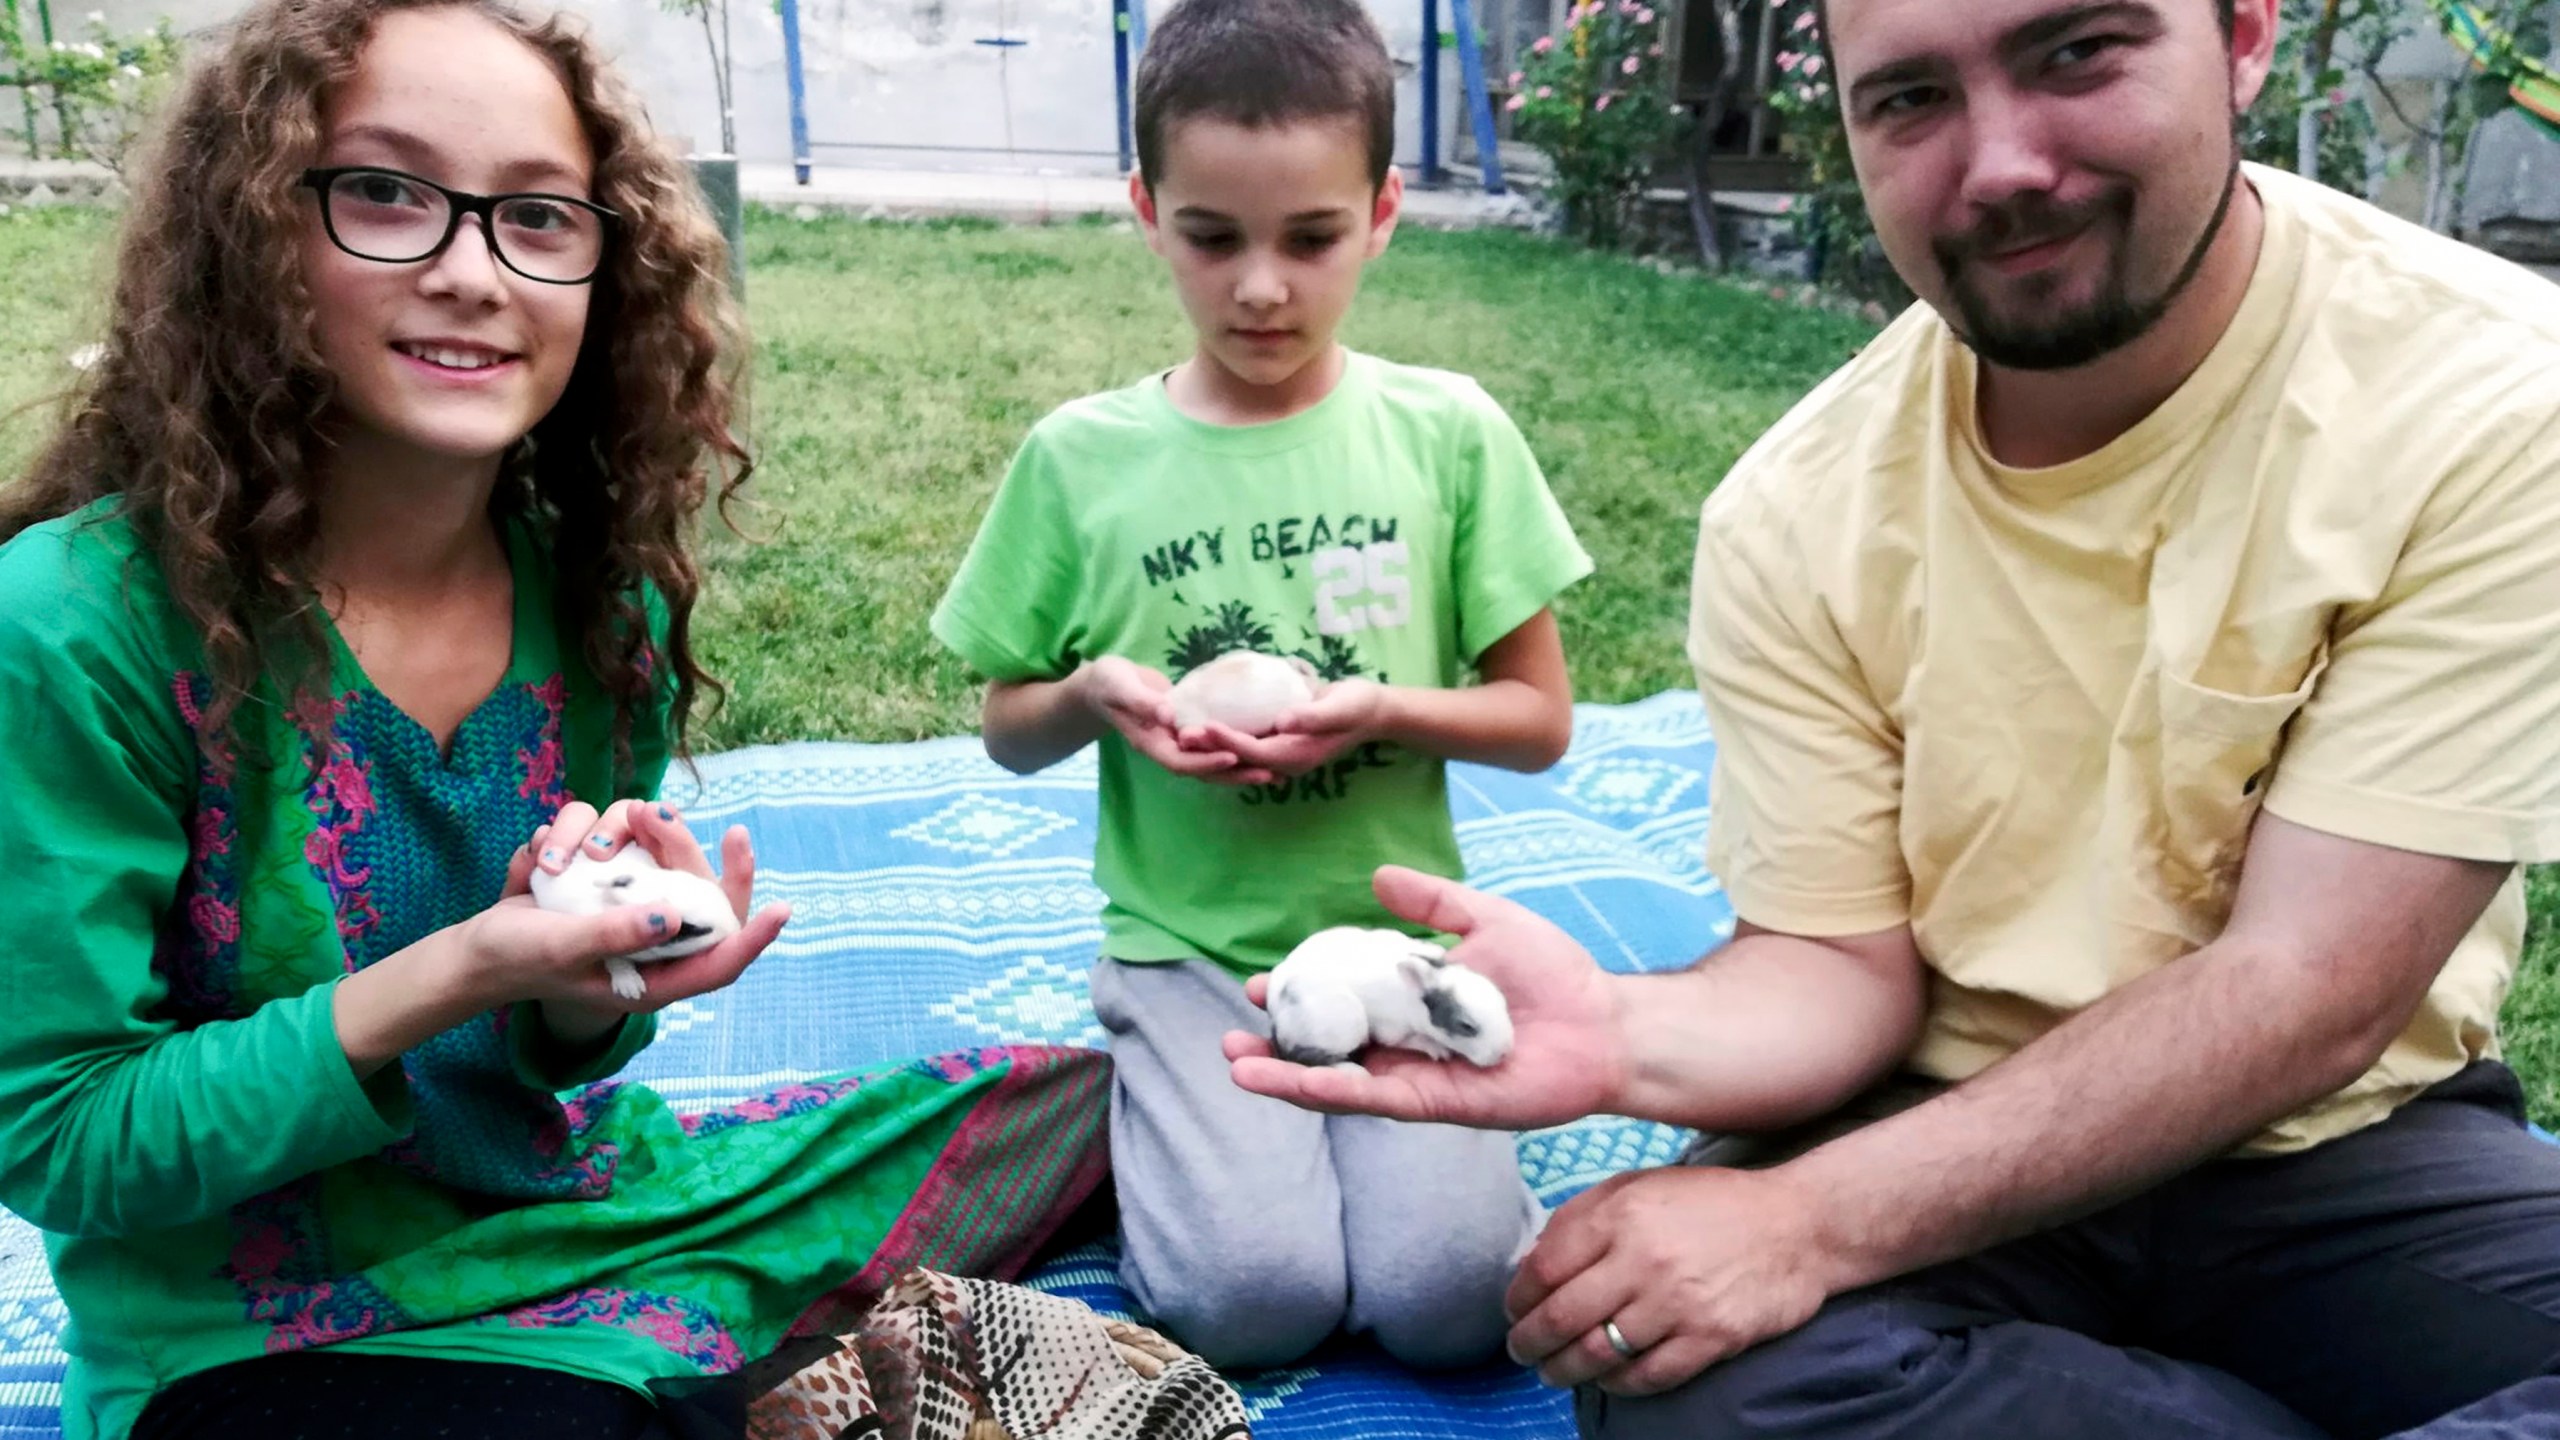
[287,690,347,742]
[519,743,562,801]
[319,754,375,824]
[219,1182,409,1352]
[523,1083,626,1197]
[225,1217,296,1283]
[915,1048,1004,1084]
[168,674,246,1018]
[560,1081,622,1128]
[191,807,231,859]
[679,1076,874,1138]
[172,673,236,782]
[261,1283,391,1353]
[501,1287,742,1368]
[188,895,240,945]
[291,693,383,955]
[517,675,570,804]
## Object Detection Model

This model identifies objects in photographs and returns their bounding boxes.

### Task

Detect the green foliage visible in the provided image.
[1506,0,1684,249]
[2,7,182,174]
[1760,0,1906,301]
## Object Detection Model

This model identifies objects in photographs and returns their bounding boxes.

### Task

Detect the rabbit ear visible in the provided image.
[1395,953,1437,995]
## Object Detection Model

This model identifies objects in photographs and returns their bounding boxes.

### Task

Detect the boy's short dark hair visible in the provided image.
[1134,0,1398,193]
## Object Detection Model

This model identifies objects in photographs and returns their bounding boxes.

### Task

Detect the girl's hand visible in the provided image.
[494,803,788,1022]
[336,805,790,1074]
[529,796,647,873]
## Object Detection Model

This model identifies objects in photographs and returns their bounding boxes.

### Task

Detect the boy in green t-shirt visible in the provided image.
[930,0,1593,1373]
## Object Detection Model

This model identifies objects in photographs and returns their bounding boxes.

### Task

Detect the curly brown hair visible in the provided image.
[0,0,750,786]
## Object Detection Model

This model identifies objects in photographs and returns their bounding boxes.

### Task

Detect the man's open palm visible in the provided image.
[1224,864,1628,1131]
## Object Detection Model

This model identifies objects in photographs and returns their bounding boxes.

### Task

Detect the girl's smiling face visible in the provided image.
[301,5,598,466]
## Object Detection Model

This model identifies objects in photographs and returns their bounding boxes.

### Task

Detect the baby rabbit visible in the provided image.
[528,843,739,999]
[1265,925,1514,1068]
[1166,650,1321,737]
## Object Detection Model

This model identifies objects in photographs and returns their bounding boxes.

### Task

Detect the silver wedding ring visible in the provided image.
[1602,1318,1640,1360]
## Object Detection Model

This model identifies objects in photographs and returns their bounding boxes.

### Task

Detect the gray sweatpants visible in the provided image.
[1091,957,1544,1373]
[1576,1061,2560,1440]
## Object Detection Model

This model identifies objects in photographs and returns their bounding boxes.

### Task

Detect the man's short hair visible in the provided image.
[1134,0,1399,192]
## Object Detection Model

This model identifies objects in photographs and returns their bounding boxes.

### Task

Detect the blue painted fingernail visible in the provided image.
[657,805,674,820]
[591,834,615,850]
[541,849,559,863]
[649,913,668,932]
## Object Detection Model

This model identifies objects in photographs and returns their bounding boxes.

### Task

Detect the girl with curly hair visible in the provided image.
[0,2,1104,1435]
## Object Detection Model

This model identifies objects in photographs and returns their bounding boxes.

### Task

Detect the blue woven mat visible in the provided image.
[0,691,1733,1439]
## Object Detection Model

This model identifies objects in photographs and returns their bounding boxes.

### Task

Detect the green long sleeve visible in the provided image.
[0,519,411,1238]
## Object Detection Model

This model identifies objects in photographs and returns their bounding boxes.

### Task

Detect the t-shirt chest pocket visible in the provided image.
[2148,662,2322,906]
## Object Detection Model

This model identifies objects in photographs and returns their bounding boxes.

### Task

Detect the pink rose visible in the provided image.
[1533,33,1554,53]
[1803,54,1824,75]
[1506,92,1526,110]
[1509,69,1524,86]
[1596,93,1614,110]
[1622,54,1641,73]
[1537,85,1554,97]
[1777,50,1801,71]
[1794,9,1815,29]
[1637,6,1655,21]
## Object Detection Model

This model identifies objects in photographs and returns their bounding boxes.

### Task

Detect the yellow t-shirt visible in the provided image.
[1689,163,2560,1154]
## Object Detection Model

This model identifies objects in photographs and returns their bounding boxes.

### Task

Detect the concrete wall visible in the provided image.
[53,0,1466,175]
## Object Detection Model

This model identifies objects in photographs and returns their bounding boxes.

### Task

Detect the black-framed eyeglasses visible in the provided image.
[298,166,617,285]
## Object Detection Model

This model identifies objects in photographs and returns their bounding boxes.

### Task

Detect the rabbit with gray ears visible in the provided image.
[1264,925,1515,1068]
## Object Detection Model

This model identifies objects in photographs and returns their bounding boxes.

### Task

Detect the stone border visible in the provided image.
[0,157,123,208]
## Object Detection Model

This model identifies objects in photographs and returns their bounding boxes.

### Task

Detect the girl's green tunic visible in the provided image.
[0,502,1106,1440]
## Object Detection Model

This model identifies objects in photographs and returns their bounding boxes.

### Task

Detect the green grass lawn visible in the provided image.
[3,201,2554,1127]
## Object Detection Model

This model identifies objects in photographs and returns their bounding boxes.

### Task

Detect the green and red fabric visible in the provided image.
[0,501,1108,1440]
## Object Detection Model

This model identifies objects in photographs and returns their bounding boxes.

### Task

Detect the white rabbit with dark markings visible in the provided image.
[1265,925,1514,1068]
[528,843,739,999]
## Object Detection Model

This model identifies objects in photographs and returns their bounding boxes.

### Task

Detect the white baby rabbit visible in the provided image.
[1265,925,1514,1069]
[528,842,740,999]
[1166,650,1321,738]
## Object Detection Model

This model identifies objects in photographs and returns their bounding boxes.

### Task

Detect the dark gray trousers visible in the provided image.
[1578,1062,2560,1440]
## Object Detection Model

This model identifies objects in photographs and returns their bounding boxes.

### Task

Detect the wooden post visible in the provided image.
[689,152,744,299]
[1746,0,1776,156]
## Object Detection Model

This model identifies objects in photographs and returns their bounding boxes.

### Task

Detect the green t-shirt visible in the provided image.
[931,350,1593,975]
